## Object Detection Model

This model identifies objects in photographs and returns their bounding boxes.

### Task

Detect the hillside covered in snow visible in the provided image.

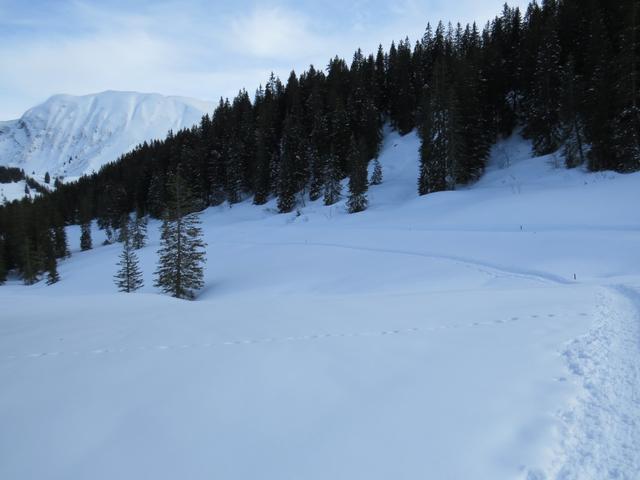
[0,91,214,185]
[1,129,639,479]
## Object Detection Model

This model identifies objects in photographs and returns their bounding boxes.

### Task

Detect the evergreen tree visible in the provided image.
[389,38,416,134]
[612,0,640,171]
[308,95,329,202]
[45,255,60,285]
[52,223,69,258]
[346,136,369,213]
[0,238,7,285]
[584,9,617,171]
[131,210,147,250]
[253,78,281,205]
[80,221,92,251]
[147,172,166,218]
[154,168,207,300]
[329,98,351,177]
[43,228,60,285]
[323,152,342,206]
[115,224,144,293]
[559,57,587,168]
[370,157,383,185]
[418,59,456,195]
[523,21,562,155]
[277,73,306,213]
[44,172,50,184]
[307,141,324,201]
[116,214,131,243]
[21,240,40,285]
[374,44,388,112]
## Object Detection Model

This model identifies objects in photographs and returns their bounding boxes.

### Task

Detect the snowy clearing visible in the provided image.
[1,130,639,479]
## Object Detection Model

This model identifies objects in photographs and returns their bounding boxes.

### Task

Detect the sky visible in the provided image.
[0,0,531,120]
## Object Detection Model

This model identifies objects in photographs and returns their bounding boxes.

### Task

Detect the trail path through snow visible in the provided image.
[543,286,640,480]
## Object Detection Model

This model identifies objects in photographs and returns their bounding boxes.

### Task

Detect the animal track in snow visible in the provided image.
[2,311,590,362]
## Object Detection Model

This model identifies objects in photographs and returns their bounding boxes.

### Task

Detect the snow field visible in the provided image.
[1,129,639,479]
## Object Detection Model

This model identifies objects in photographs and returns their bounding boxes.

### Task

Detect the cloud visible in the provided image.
[227,7,326,61]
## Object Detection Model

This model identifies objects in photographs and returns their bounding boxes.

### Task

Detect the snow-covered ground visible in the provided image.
[0,180,37,203]
[1,130,639,479]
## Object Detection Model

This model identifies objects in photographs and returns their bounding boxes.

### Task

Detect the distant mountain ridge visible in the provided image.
[0,91,215,184]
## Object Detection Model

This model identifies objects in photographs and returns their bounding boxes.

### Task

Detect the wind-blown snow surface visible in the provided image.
[0,91,214,183]
[1,130,639,480]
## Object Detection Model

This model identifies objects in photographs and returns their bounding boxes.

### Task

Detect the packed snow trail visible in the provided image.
[542,286,640,480]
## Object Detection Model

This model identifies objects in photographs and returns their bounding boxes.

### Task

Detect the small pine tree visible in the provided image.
[21,241,40,285]
[116,215,129,243]
[44,229,60,285]
[44,172,50,184]
[370,158,383,185]
[46,256,60,285]
[346,137,369,214]
[323,153,342,206]
[131,211,147,250]
[154,168,207,300]
[103,226,114,245]
[53,224,70,258]
[80,221,92,251]
[114,226,144,293]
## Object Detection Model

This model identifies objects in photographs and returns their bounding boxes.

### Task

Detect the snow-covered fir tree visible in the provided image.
[346,136,369,213]
[131,211,147,250]
[154,168,206,300]
[114,224,143,293]
[370,157,383,185]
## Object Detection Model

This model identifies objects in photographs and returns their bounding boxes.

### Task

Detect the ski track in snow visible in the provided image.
[216,239,572,286]
[538,286,640,480]
[2,311,590,362]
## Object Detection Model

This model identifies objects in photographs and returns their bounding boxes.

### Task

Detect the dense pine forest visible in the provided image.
[0,0,638,285]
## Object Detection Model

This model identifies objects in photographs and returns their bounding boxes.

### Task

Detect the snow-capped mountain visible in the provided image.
[0,91,215,183]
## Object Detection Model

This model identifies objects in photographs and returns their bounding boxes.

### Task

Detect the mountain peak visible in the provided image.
[0,91,215,185]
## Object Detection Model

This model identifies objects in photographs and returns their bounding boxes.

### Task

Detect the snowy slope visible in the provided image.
[0,180,37,203]
[0,91,214,183]
[1,130,639,480]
